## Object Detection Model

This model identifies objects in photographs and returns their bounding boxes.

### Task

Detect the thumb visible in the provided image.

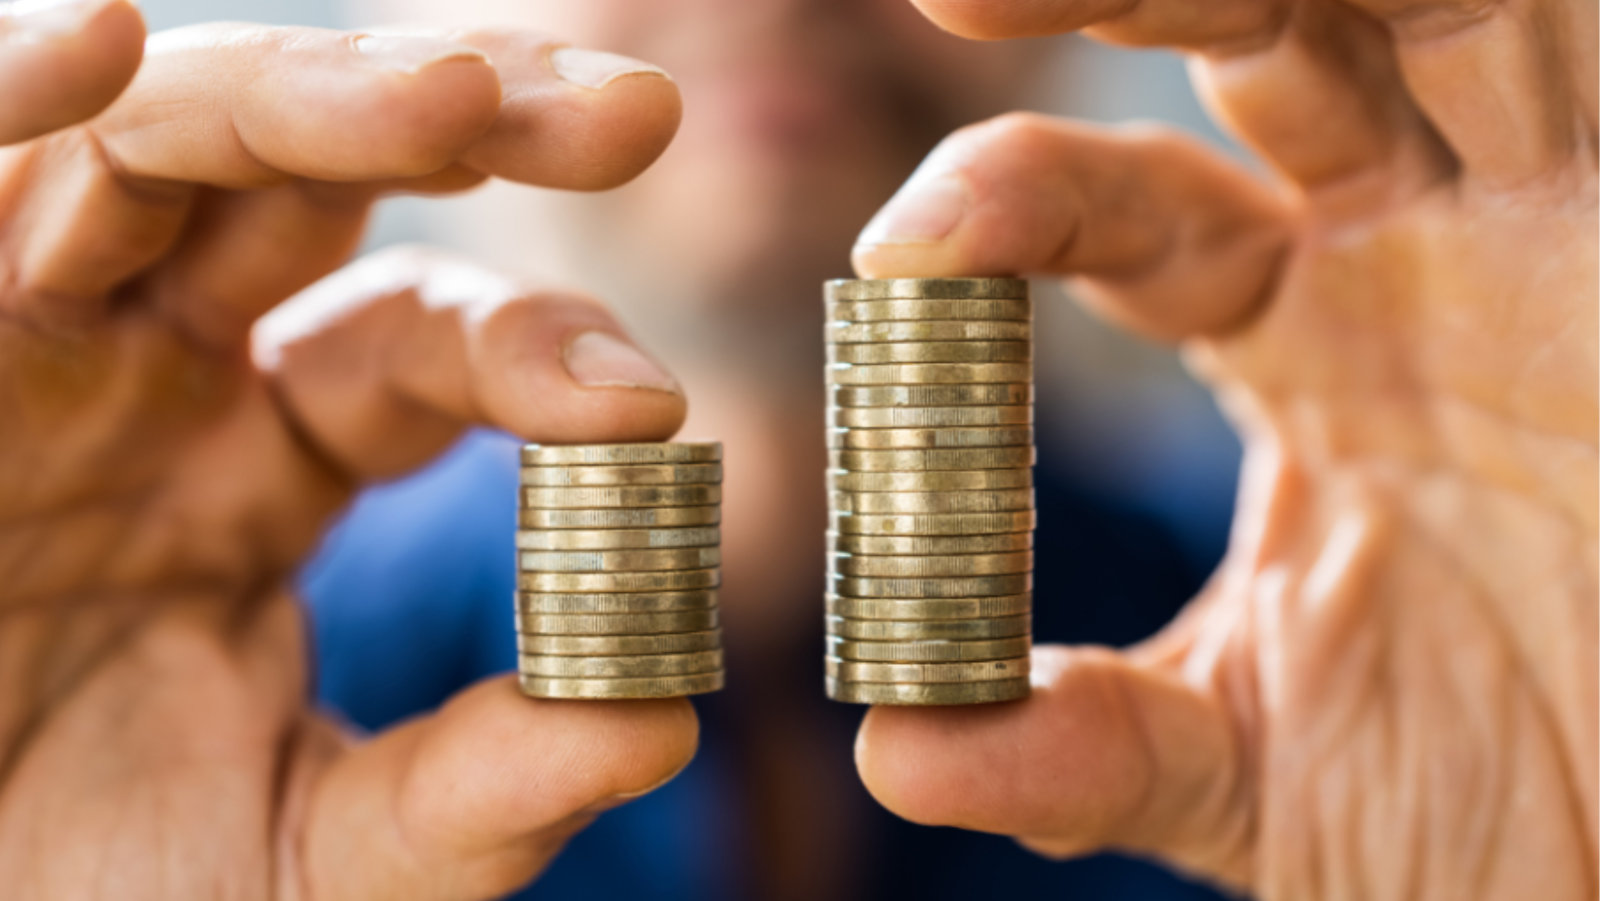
[0,0,144,146]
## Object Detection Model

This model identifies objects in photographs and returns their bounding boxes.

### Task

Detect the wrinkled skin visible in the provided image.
[853,0,1598,898]
[0,6,700,900]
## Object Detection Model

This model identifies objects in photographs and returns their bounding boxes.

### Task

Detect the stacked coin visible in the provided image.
[824,278,1034,706]
[517,442,726,700]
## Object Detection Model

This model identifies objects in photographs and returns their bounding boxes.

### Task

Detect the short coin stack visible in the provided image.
[824,278,1035,706]
[517,442,726,700]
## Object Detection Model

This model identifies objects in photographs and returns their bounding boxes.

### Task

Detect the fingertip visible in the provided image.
[910,0,1056,40]
[555,67,682,191]
[0,0,145,144]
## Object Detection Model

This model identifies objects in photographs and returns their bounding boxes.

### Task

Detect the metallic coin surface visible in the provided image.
[825,677,1030,705]
[830,383,1033,408]
[521,484,721,509]
[828,405,1032,430]
[518,629,722,655]
[519,463,723,487]
[824,278,1029,302]
[829,510,1038,535]
[825,299,1032,324]
[826,320,1032,344]
[521,442,722,466]
[516,527,720,551]
[827,341,1031,365]
[826,615,1030,641]
[826,468,1032,492]
[519,506,720,529]
[828,551,1033,578]
[829,573,1032,598]
[520,671,724,700]
[831,488,1035,515]
[827,530,1033,555]
[829,447,1035,472]
[518,569,720,593]
[827,362,1032,386]
[825,593,1032,620]
[519,547,721,573]
[520,650,724,678]
[826,635,1032,662]
[517,590,718,614]
[827,426,1034,450]
[825,656,1030,683]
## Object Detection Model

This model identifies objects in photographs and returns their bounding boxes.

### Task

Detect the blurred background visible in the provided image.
[141,1,1245,899]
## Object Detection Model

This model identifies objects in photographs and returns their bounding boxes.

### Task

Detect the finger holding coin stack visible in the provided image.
[518,443,727,700]
[825,278,1035,705]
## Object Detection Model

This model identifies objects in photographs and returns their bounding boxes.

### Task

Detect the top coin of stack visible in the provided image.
[517,442,726,700]
[823,278,1035,706]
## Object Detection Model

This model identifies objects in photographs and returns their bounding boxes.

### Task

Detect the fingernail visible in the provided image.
[563,331,680,393]
[1,0,118,42]
[354,34,487,74]
[549,46,668,89]
[855,173,969,247]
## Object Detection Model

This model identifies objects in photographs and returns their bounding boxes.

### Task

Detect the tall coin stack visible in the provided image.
[824,278,1035,706]
[517,442,726,700]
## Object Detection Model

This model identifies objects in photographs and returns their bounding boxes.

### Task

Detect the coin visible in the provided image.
[521,485,721,509]
[826,635,1032,662]
[830,573,1032,599]
[831,488,1035,514]
[515,527,721,551]
[826,530,1033,555]
[825,656,1030,683]
[520,671,724,699]
[518,569,720,593]
[827,405,1033,429]
[826,593,1031,619]
[520,649,723,678]
[827,362,1032,386]
[519,506,721,529]
[826,469,1032,492]
[830,384,1034,408]
[519,547,721,573]
[824,278,1029,302]
[522,442,722,466]
[827,341,1031,365]
[828,551,1033,578]
[518,590,718,614]
[828,447,1035,472]
[825,320,1033,344]
[824,677,1029,705]
[829,510,1038,535]
[826,426,1034,450]
[826,615,1030,640]
[519,463,723,487]
[518,630,722,655]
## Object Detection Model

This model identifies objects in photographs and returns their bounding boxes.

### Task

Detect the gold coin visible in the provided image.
[518,629,721,655]
[826,298,1032,324]
[829,447,1035,472]
[825,320,1033,344]
[519,506,720,529]
[520,650,724,678]
[825,593,1032,619]
[829,510,1038,535]
[831,488,1035,515]
[827,530,1033,555]
[825,656,1030,683]
[826,635,1032,663]
[827,341,1031,365]
[518,590,718,614]
[830,383,1033,408]
[518,569,720,593]
[824,278,1029,302]
[826,615,1030,640]
[827,405,1032,429]
[519,463,723,487]
[521,442,722,466]
[829,573,1032,598]
[825,677,1029,705]
[826,469,1032,492]
[829,551,1033,578]
[516,527,720,551]
[519,547,721,573]
[520,671,724,700]
[826,426,1034,450]
[827,362,1032,386]
[521,485,721,509]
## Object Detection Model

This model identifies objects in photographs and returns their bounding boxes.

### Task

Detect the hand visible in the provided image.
[852,0,1596,897]
[0,5,697,899]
